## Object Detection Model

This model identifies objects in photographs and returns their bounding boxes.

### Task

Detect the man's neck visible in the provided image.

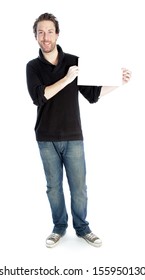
[42,46,58,65]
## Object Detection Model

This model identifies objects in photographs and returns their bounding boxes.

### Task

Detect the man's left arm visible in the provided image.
[100,68,132,97]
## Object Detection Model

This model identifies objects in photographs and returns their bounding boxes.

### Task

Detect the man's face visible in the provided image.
[36,20,59,53]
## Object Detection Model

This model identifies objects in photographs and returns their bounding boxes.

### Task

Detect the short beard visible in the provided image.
[39,42,56,54]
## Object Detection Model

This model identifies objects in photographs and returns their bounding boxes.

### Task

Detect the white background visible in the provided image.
[0,0,145,279]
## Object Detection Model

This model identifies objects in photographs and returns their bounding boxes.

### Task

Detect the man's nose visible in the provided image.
[44,33,50,41]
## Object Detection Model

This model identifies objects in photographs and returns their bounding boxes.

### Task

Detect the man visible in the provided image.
[26,13,131,248]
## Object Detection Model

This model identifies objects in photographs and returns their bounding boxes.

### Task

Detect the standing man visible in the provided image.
[26,13,131,248]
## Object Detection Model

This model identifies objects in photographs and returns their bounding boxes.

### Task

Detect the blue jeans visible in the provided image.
[38,141,91,236]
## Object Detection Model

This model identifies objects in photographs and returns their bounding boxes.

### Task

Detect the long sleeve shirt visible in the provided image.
[26,45,102,141]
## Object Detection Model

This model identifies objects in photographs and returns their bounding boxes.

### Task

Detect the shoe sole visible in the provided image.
[46,239,60,248]
[77,235,102,247]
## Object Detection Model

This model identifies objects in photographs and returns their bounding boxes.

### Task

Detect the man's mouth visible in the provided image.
[43,41,51,45]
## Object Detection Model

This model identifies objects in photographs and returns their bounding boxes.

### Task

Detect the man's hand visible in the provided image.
[65,66,79,84]
[122,68,132,84]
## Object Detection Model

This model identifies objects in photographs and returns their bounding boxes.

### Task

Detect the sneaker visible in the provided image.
[46,233,63,248]
[81,232,102,247]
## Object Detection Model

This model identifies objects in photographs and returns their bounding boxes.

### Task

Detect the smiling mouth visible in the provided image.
[43,42,51,45]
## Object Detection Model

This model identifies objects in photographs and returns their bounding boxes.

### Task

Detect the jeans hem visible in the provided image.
[76,228,91,237]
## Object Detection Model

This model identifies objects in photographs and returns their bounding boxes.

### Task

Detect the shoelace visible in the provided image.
[48,233,60,242]
[85,232,98,242]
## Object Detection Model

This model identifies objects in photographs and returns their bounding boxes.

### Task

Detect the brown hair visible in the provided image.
[33,13,60,38]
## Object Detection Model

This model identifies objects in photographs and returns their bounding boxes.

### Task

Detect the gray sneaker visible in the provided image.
[46,233,63,248]
[82,232,102,247]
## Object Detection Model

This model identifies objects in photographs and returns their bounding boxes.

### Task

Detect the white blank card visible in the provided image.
[77,57,122,86]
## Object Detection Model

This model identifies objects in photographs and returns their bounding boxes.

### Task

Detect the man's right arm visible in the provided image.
[44,66,79,100]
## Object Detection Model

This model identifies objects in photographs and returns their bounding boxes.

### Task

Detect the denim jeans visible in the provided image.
[38,141,91,236]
